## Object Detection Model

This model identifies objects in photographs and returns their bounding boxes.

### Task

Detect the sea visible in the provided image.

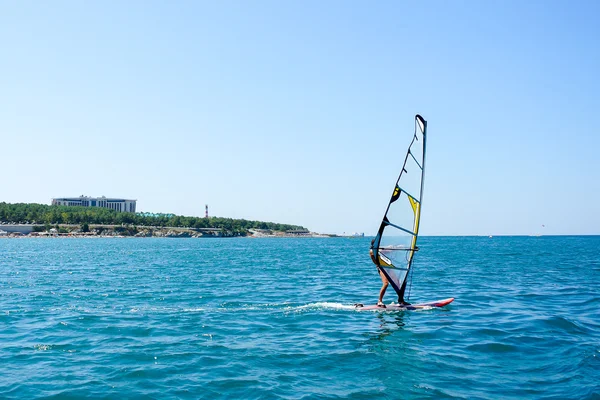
[0,236,598,399]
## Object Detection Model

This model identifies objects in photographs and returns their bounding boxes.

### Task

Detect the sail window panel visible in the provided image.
[379,232,413,249]
[380,265,409,291]
[409,134,424,170]
[379,190,415,269]
[384,191,418,236]
[399,154,424,200]
[379,220,413,266]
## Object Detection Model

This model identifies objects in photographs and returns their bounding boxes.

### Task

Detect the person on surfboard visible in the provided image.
[370,240,388,308]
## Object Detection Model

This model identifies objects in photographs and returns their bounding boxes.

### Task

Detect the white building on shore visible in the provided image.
[51,196,137,213]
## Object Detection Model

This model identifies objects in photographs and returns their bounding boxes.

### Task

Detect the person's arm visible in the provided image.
[369,249,377,265]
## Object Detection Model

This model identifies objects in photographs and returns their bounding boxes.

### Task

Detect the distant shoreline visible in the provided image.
[0,233,333,239]
[0,225,334,239]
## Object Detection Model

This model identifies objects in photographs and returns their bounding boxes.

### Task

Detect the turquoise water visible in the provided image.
[1,236,598,399]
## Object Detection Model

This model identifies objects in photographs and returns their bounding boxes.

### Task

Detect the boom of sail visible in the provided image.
[371,114,427,301]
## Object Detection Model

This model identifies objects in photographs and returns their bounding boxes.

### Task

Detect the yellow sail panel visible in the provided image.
[408,196,418,213]
[412,202,421,235]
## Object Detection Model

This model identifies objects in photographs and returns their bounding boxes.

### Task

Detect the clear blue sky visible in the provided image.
[1,1,598,235]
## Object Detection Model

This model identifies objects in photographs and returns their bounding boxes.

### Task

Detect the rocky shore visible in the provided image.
[0,226,331,238]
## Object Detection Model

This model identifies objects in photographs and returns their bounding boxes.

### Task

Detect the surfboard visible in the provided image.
[355,297,454,311]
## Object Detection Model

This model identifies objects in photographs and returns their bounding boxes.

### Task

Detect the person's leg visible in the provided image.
[378,282,388,303]
[378,270,388,306]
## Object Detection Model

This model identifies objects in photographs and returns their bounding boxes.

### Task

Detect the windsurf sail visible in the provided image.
[371,114,427,301]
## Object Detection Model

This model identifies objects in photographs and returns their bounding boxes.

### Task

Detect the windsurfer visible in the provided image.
[376,268,389,307]
[370,242,388,308]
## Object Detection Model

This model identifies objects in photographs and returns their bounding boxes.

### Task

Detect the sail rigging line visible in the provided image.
[371,114,427,302]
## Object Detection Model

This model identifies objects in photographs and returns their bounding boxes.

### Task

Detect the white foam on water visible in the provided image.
[182,307,205,312]
[293,302,357,311]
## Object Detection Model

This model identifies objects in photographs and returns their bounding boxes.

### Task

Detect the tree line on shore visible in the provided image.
[0,203,306,235]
